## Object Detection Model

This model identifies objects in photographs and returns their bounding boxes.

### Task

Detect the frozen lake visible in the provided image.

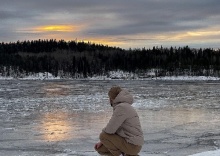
[0,80,220,156]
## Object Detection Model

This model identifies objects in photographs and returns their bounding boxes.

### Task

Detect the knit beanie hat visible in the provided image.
[108,86,122,100]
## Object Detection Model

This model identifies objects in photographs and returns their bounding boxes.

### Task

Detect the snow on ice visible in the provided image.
[0,71,220,81]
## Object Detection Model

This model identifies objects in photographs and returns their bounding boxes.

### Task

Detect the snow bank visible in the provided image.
[0,72,60,80]
[189,149,220,156]
[0,76,13,80]
[155,76,220,81]
[0,71,220,81]
[21,72,60,80]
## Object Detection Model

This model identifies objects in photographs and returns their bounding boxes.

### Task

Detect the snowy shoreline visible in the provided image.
[0,72,220,81]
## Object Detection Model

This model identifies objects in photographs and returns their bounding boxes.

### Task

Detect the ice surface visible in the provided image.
[1,80,220,155]
[189,149,220,156]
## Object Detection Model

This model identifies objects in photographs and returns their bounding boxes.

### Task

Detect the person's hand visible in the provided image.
[94,141,103,150]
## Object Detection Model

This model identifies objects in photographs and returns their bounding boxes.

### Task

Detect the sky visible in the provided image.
[1,0,220,49]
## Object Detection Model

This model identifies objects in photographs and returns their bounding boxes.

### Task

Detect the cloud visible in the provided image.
[85,0,220,36]
[0,0,220,48]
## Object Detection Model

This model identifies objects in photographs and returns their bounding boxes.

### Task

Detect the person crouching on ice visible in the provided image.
[94,86,144,156]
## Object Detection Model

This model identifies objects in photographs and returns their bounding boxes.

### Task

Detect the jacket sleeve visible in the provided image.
[103,105,127,134]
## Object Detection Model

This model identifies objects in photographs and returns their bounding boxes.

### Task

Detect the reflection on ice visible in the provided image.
[36,110,111,142]
[39,111,73,142]
[42,83,71,97]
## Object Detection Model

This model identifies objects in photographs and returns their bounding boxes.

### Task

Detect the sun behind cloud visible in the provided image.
[35,25,80,32]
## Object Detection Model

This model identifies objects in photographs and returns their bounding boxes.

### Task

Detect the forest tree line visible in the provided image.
[0,39,220,78]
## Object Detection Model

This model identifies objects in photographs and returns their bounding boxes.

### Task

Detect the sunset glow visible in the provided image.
[169,29,220,41]
[39,112,73,142]
[35,25,79,32]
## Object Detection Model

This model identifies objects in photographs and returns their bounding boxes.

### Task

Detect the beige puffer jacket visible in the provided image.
[103,89,144,146]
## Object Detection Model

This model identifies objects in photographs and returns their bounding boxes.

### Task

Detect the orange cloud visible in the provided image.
[34,25,80,32]
[154,26,220,42]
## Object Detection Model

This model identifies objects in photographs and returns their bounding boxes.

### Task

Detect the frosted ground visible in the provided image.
[1,75,220,156]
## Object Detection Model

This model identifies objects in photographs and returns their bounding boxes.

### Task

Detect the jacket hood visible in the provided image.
[112,89,133,107]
